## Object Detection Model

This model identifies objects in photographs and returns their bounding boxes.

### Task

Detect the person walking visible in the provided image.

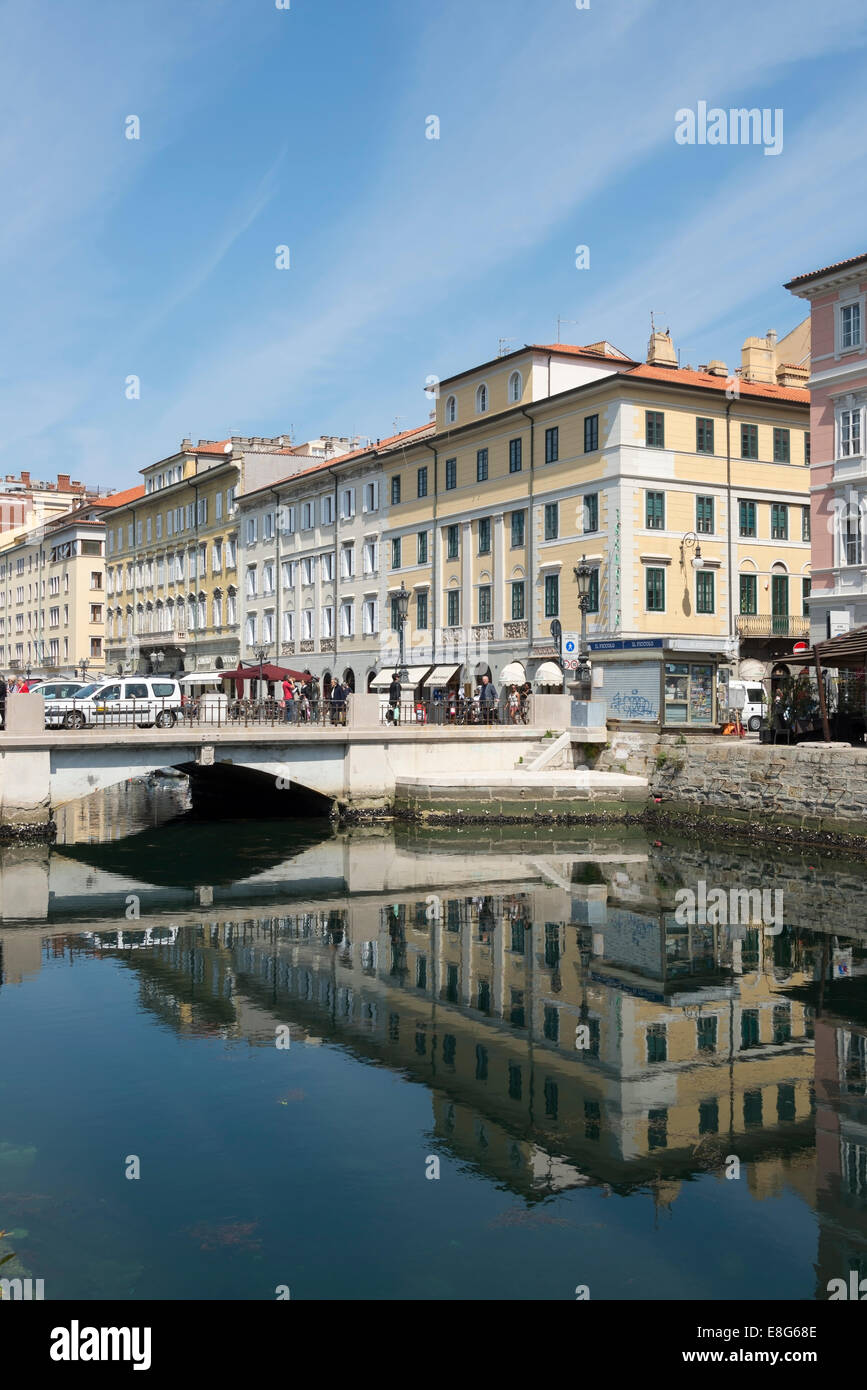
[0,674,6,729]
[331,677,348,726]
[508,684,520,724]
[387,671,401,725]
[478,673,498,725]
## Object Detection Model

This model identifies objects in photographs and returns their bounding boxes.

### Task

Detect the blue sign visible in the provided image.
[588,638,663,652]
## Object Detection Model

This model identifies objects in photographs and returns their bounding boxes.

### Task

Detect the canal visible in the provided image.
[0,779,865,1301]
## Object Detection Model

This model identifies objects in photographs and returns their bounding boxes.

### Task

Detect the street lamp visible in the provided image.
[79,657,90,682]
[254,644,269,700]
[151,649,164,673]
[680,532,704,568]
[573,554,593,698]
[395,581,410,683]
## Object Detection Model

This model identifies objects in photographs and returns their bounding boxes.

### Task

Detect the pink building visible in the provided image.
[787,253,867,643]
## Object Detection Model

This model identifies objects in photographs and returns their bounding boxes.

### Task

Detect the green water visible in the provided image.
[0,781,865,1300]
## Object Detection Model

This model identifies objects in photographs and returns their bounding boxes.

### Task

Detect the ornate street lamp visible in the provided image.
[151,649,164,673]
[79,657,90,682]
[254,644,270,700]
[395,581,410,684]
[680,531,704,568]
[573,555,593,697]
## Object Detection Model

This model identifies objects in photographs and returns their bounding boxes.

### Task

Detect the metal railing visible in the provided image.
[735,615,810,639]
[381,697,532,727]
[43,697,350,731]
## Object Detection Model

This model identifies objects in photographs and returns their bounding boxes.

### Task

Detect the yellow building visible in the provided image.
[375,329,810,726]
[0,488,138,680]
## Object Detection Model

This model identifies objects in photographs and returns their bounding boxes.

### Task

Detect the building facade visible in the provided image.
[787,251,867,644]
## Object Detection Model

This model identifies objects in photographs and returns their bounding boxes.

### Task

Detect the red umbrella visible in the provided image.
[221,662,308,698]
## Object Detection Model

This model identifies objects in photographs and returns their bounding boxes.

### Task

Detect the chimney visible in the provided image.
[706,360,728,377]
[20,470,30,486]
[646,330,678,369]
[741,332,775,384]
[57,473,71,490]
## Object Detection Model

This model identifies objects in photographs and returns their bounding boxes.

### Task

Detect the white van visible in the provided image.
[48,677,182,730]
[725,679,766,732]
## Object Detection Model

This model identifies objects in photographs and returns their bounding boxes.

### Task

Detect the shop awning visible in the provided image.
[421,664,461,688]
[369,666,432,690]
[500,661,526,685]
[535,661,564,684]
[179,671,227,686]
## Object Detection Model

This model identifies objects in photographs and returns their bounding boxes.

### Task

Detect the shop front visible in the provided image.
[590,637,722,730]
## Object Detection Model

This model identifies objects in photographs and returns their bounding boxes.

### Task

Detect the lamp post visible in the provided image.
[395,581,410,684]
[573,554,592,698]
[151,649,164,674]
[254,644,269,701]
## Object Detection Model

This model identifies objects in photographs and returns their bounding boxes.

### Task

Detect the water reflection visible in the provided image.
[1,789,866,1299]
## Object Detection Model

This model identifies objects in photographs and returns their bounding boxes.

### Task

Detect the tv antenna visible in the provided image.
[497,337,517,357]
[556,316,580,343]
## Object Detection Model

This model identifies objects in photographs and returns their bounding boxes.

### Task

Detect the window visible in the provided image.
[301,502,313,530]
[696,417,714,454]
[390,476,401,505]
[771,503,788,540]
[582,493,599,534]
[544,426,559,463]
[245,566,257,598]
[841,302,862,350]
[584,414,599,452]
[321,605,334,638]
[362,598,378,635]
[696,495,714,533]
[340,488,355,520]
[363,481,378,513]
[773,427,790,463]
[841,409,862,457]
[445,457,457,490]
[445,395,457,424]
[646,491,665,529]
[321,494,334,525]
[300,608,312,641]
[646,1023,667,1063]
[805,431,811,465]
[543,1006,559,1043]
[646,411,664,448]
[646,567,665,611]
[416,590,428,629]
[586,567,599,613]
[446,525,459,560]
[510,510,525,547]
[263,512,274,541]
[339,601,354,637]
[446,590,460,626]
[302,557,314,585]
[741,1009,760,1049]
[544,572,559,617]
[476,448,488,482]
[696,569,714,614]
[391,537,402,569]
[739,499,756,536]
[508,370,522,402]
[262,562,275,595]
[802,577,811,616]
[739,573,757,614]
[475,383,488,413]
[741,423,759,459]
[544,502,559,540]
[321,552,334,582]
[417,531,428,565]
[417,466,428,498]
[340,544,354,579]
[511,582,525,620]
[226,537,237,568]
[478,517,491,554]
[145,516,152,542]
[844,510,861,565]
[362,541,378,575]
[801,505,811,542]
[155,514,162,540]
[212,593,222,627]
[245,614,257,647]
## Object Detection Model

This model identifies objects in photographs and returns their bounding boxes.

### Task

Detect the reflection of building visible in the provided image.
[32,862,840,1205]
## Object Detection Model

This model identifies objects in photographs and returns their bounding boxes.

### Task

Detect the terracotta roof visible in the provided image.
[625,362,809,404]
[189,440,231,455]
[100,484,146,508]
[532,341,634,362]
[784,252,867,290]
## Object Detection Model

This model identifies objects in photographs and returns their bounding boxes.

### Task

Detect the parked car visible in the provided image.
[726,679,767,732]
[36,679,88,701]
[44,681,108,728]
[47,678,183,729]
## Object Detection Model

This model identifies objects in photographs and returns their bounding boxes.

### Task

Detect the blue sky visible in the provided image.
[2,0,866,489]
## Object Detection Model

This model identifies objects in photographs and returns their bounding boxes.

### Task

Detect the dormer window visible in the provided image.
[476,383,489,414]
[445,395,457,424]
[508,370,522,403]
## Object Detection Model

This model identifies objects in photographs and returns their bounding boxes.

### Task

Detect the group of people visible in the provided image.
[386,674,531,725]
[280,670,351,725]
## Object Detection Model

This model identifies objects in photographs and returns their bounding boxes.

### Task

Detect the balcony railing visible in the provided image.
[132,626,188,644]
[736,615,810,639]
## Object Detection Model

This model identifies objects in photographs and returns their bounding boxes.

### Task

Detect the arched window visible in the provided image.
[445,395,457,424]
[508,370,522,403]
[476,383,488,414]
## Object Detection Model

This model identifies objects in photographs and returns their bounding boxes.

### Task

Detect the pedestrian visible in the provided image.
[0,674,6,729]
[508,684,520,724]
[478,673,498,725]
[282,676,295,723]
[331,678,348,726]
[388,671,401,725]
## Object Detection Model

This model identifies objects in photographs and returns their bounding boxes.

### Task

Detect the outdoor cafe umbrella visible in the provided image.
[221,662,307,698]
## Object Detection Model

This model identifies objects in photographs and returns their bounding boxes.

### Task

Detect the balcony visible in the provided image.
[133,625,187,645]
[736,615,809,639]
